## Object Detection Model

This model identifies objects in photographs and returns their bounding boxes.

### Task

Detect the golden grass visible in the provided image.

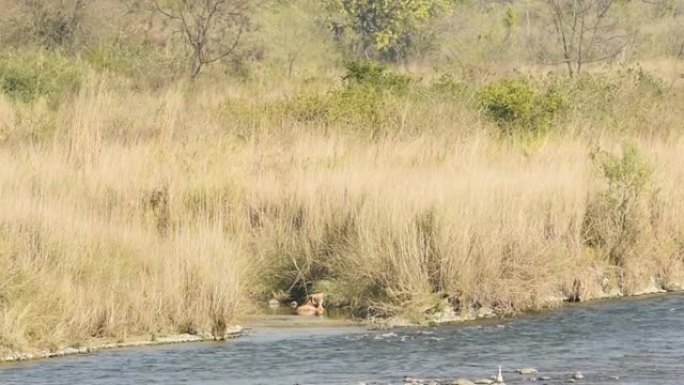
[1,70,684,353]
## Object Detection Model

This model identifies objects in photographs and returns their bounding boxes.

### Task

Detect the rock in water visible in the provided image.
[517,368,538,375]
[572,371,584,380]
[451,379,476,385]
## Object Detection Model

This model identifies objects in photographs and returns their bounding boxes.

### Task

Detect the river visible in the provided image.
[0,293,682,385]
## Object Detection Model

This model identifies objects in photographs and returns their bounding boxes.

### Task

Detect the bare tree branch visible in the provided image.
[544,0,628,76]
[153,0,250,79]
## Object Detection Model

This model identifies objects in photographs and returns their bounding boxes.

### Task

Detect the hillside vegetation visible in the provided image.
[1,0,683,353]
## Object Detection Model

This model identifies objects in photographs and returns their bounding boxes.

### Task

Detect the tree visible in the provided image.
[153,0,250,79]
[544,0,630,76]
[325,0,451,62]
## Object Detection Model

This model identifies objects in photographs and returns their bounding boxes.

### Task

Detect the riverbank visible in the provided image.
[0,326,243,364]
[0,289,680,365]
[372,281,677,329]
[2,293,682,385]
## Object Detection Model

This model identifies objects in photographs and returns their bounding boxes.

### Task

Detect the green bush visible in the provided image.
[266,63,412,136]
[478,78,564,136]
[0,51,84,104]
[551,74,620,118]
[342,61,411,94]
[582,145,656,267]
[277,87,390,137]
[626,66,669,97]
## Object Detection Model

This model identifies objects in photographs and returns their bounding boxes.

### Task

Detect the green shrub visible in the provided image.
[478,78,564,137]
[270,64,408,137]
[550,74,620,118]
[342,61,411,94]
[626,66,669,97]
[0,51,84,105]
[278,88,390,137]
[329,87,386,131]
[582,145,656,267]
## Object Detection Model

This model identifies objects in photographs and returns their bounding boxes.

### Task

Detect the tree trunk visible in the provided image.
[190,52,203,80]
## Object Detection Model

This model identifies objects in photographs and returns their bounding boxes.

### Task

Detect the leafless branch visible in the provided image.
[543,0,628,76]
[153,0,250,79]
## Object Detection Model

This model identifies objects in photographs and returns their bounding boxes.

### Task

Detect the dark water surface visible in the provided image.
[1,294,682,385]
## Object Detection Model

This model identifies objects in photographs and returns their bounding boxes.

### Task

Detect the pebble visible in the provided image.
[451,379,476,385]
[517,368,538,375]
[572,371,584,380]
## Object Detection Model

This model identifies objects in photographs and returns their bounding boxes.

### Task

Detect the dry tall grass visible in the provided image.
[1,67,684,353]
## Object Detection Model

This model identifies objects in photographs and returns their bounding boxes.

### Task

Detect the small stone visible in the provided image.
[474,379,494,385]
[567,379,576,383]
[609,375,620,380]
[539,376,551,381]
[572,371,584,380]
[517,368,538,375]
[267,298,279,308]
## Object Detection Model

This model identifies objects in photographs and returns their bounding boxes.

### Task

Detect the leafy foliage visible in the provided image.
[325,0,453,61]
[0,50,84,104]
[478,78,565,137]
[342,60,411,92]
[583,145,656,266]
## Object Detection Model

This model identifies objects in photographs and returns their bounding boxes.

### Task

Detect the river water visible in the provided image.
[0,294,682,385]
